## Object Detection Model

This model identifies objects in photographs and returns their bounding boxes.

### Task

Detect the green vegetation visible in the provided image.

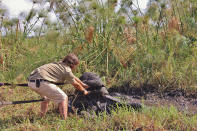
[0,0,197,130]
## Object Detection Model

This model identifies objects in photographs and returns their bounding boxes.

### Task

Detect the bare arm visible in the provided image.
[71,79,89,95]
[74,77,89,89]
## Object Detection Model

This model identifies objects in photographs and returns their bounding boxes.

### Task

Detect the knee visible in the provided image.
[41,99,50,104]
[63,93,68,101]
[58,95,68,106]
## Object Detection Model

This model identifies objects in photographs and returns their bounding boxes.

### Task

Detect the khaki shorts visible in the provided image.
[28,81,67,104]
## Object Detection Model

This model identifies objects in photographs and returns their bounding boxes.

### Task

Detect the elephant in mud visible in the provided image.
[68,72,142,115]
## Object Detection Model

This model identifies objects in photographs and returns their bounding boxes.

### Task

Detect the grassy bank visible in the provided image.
[1,101,197,130]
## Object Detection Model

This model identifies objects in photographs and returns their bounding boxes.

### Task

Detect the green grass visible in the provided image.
[1,101,197,130]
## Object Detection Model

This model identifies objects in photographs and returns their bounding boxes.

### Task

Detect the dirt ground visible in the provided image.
[108,84,197,115]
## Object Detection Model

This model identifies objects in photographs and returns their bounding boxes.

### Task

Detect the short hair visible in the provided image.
[62,53,79,66]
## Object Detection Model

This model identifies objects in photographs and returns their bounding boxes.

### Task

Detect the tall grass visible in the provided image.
[0,0,196,89]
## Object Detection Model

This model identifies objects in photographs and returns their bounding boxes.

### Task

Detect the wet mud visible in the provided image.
[108,84,197,115]
[73,72,197,115]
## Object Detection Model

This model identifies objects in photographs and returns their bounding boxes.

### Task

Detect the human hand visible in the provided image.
[83,90,90,95]
[83,84,89,89]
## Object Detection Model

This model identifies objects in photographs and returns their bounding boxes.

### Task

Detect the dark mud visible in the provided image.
[108,83,197,115]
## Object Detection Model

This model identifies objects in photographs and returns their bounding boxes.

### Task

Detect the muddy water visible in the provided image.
[109,87,197,115]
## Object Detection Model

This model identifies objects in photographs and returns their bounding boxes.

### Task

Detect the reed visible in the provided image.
[85,26,94,43]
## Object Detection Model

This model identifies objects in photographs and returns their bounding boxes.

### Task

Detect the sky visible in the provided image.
[1,0,56,21]
[1,0,149,19]
[1,0,149,36]
[1,0,33,17]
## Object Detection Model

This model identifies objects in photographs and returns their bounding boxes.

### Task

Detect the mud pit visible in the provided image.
[68,72,197,116]
[108,84,197,115]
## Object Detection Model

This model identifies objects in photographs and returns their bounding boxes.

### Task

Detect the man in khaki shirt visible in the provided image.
[28,53,89,119]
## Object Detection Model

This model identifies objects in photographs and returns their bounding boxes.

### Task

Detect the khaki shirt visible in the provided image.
[28,62,75,84]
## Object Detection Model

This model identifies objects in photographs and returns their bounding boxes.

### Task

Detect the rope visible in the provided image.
[70,92,79,113]
[0,98,45,106]
[0,82,64,87]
